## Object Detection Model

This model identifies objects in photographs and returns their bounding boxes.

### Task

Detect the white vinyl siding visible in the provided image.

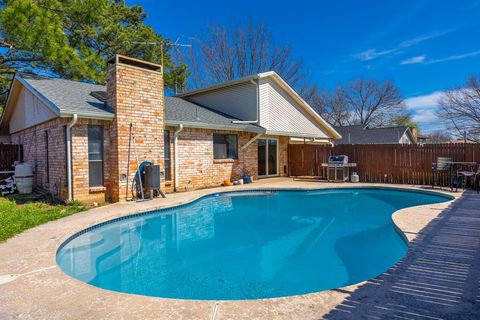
[186,82,257,122]
[9,87,57,133]
[258,78,330,138]
[259,80,270,129]
[399,132,413,144]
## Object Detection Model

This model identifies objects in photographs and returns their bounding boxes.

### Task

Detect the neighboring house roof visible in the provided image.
[164,96,264,133]
[177,71,342,140]
[334,125,414,144]
[0,74,265,133]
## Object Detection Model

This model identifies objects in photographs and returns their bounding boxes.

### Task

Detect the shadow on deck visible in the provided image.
[324,192,480,320]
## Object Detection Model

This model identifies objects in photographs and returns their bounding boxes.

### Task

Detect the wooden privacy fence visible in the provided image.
[288,143,480,186]
[0,144,23,179]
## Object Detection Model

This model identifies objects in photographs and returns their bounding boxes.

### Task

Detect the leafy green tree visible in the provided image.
[0,0,188,111]
[389,114,420,132]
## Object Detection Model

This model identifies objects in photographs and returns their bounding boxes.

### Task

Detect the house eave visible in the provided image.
[166,120,266,133]
[264,129,338,139]
[60,112,115,121]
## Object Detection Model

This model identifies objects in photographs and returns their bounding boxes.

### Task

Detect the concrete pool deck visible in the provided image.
[0,178,478,319]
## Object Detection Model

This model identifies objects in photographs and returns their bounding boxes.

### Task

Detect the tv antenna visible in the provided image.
[131,38,192,94]
[131,37,192,73]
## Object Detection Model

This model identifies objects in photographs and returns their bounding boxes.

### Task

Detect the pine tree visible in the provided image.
[0,0,188,110]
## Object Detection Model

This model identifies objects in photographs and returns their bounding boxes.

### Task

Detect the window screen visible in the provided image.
[213,134,238,159]
[88,125,104,187]
[164,130,171,181]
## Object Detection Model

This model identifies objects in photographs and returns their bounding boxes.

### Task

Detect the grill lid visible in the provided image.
[328,155,349,164]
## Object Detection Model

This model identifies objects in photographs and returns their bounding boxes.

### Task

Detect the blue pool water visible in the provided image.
[56,188,451,300]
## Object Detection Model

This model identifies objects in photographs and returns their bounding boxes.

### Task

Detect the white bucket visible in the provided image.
[14,163,34,194]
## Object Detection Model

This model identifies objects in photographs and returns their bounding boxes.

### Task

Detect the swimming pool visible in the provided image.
[56,187,452,300]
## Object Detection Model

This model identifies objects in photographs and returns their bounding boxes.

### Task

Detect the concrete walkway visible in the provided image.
[325,191,480,320]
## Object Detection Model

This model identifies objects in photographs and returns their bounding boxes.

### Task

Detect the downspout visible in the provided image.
[173,124,184,192]
[231,79,259,124]
[66,114,78,202]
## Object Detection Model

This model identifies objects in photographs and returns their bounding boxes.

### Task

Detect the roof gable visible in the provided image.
[0,74,115,132]
[178,71,341,140]
[8,85,58,133]
[19,75,114,119]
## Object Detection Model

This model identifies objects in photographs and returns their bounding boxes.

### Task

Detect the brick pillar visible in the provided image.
[105,55,165,202]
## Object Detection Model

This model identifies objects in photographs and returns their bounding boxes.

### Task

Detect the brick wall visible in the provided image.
[70,119,112,203]
[106,57,164,202]
[171,127,289,191]
[12,118,290,201]
[278,136,289,176]
[11,118,68,199]
[11,118,112,203]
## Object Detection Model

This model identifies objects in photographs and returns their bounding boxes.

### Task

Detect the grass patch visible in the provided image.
[0,197,86,242]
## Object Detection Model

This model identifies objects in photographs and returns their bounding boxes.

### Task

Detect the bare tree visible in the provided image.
[425,130,452,143]
[300,84,350,126]
[186,22,305,89]
[344,79,406,127]
[437,75,480,142]
[302,79,406,127]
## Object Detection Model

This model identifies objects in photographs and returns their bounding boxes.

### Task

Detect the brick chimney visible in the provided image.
[411,127,418,143]
[105,55,165,202]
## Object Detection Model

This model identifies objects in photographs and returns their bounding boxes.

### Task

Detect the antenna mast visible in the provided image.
[131,38,192,94]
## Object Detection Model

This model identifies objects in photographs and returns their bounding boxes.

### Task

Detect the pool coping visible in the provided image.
[0,180,460,319]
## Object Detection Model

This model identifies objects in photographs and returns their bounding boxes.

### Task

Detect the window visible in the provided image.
[88,125,104,187]
[213,134,238,159]
[164,130,171,181]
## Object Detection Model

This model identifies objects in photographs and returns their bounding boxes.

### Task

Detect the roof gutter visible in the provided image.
[60,112,115,121]
[231,79,259,124]
[173,124,184,192]
[66,114,78,202]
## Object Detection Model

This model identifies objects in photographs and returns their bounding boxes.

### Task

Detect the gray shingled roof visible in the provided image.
[20,75,114,119]
[334,125,412,144]
[164,96,263,132]
[16,75,264,132]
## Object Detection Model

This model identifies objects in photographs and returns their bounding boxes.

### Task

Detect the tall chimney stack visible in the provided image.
[105,55,165,202]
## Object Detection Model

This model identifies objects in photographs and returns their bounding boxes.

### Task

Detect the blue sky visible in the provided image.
[128,0,480,133]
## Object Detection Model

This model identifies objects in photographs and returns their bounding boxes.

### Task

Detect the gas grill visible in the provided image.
[322,155,357,182]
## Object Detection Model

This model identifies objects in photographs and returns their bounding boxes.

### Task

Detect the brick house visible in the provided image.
[0,55,341,203]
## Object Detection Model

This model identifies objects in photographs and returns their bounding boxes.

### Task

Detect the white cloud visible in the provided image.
[400,55,426,65]
[354,30,453,62]
[404,91,452,132]
[411,109,437,123]
[399,35,435,48]
[404,91,444,109]
[426,50,480,64]
[353,48,397,61]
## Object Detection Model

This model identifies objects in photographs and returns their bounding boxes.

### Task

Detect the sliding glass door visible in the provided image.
[258,138,278,177]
